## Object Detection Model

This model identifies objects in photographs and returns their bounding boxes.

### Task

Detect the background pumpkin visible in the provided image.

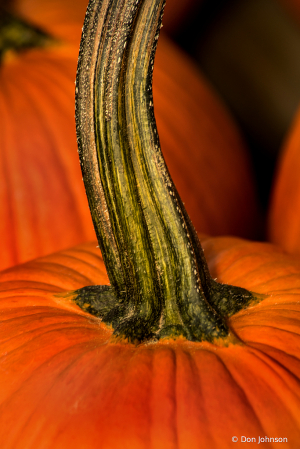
[180,0,300,212]
[0,0,260,272]
[13,0,203,41]
[0,235,299,448]
[268,105,300,255]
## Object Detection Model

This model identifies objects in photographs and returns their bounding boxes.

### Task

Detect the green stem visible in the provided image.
[75,0,256,343]
[0,7,53,63]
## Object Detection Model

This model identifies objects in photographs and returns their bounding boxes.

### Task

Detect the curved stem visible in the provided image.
[75,0,256,343]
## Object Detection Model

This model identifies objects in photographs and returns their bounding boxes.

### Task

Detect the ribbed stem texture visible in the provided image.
[75,0,255,343]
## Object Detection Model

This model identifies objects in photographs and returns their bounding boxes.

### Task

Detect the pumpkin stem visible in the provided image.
[75,0,255,343]
[0,7,53,63]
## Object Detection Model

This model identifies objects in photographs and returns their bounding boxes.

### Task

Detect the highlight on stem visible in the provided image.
[74,0,258,343]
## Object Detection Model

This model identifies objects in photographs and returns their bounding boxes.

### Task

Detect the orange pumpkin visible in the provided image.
[268,105,300,254]
[0,0,260,272]
[0,235,299,448]
[154,35,260,240]
[0,0,96,270]
[0,0,297,446]
[13,0,202,39]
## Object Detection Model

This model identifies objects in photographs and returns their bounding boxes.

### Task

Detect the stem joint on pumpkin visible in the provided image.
[74,0,258,344]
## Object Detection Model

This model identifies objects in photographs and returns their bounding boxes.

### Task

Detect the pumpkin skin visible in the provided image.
[153,35,260,240]
[0,236,299,448]
[12,0,88,48]
[14,0,202,40]
[0,1,260,272]
[268,105,300,254]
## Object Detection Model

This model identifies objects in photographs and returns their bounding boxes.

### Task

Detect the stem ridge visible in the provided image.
[75,0,256,343]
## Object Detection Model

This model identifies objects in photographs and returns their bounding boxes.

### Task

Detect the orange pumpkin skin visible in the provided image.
[268,106,300,254]
[12,0,88,48]
[0,1,260,272]
[1,237,299,448]
[154,36,260,240]
[14,0,202,40]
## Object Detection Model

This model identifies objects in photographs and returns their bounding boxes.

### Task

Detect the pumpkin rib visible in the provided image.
[38,253,107,274]
[234,326,300,362]
[0,283,72,296]
[0,307,107,336]
[245,341,300,379]
[0,322,103,354]
[53,254,106,275]
[1,72,84,258]
[230,304,300,330]
[0,304,96,324]
[0,318,106,353]
[190,347,266,445]
[215,348,300,439]
[59,246,103,261]
[2,74,57,255]
[173,348,214,446]
[0,341,114,448]
[232,302,300,314]
[213,256,285,285]
[232,323,300,336]
[0,44,98,270]
[37,259,105,282]
[201,346,264,424]
[263,288,300,296]
[247,346,300,397]
[36,246,106,271]
[0,80,20,267]
[0,263,102,289]
[18,50,78,87]
[0,332,113,389]
[1,324,100,351]
[6,70,86,236]
[149,347,179,448]
[205,247,300,292]
[245,299,300,310]
[241,348,300,426]
[231,299,300,313]
[1,307,93,326]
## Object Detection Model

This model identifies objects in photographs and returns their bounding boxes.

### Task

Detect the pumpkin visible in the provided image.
[14,0,202,38]
[0,0,259,272]
[268,105,300,254]
[153,35,260,241]
[11,0,88,48]
[0,0,298,446]
[0,236,299,448]
[0,0,96,270]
